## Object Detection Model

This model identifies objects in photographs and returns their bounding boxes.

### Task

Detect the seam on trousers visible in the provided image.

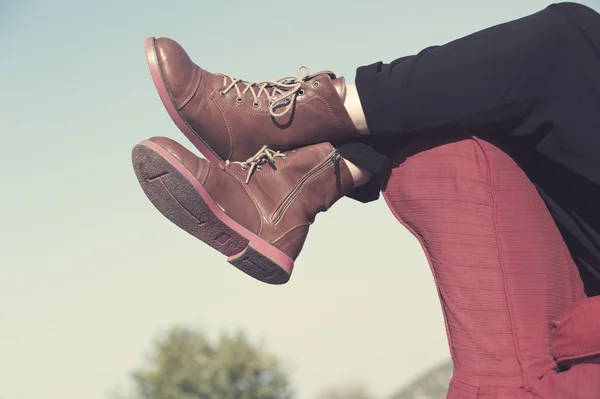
[473,137,529,392]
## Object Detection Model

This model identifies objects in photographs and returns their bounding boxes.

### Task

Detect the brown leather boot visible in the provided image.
[131,137,354,284]
[144,37,360,163]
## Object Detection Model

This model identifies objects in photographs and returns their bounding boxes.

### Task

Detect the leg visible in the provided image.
[355,3,600,138]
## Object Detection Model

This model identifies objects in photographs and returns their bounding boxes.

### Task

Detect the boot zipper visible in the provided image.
[270,151,341,225]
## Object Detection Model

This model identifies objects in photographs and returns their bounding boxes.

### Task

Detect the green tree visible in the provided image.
[129,326,293,399]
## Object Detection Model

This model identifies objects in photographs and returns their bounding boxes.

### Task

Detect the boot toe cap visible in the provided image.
[154,38,201,106]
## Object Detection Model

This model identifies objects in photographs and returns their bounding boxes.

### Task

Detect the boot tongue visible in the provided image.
[331,77,347,102]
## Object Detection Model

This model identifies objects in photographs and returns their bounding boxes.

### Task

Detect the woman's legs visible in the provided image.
[138,2,600,291]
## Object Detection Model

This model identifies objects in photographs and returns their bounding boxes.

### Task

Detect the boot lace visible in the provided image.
[225,145,287,184]
[218,65,331,118]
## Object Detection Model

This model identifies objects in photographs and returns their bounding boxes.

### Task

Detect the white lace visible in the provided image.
[225,145,287,184]
[218,65,330,117]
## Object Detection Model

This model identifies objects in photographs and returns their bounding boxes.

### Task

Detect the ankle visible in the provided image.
[344,159,372,188]
[344,84,370,135]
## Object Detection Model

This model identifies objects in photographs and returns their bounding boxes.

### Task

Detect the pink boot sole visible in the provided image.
[144,37,221,163]
[131,139,294,284]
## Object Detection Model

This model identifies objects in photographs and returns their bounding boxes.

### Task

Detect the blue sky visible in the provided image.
[1,1,599,398]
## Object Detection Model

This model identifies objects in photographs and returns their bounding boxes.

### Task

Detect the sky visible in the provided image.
[1,0,599,398]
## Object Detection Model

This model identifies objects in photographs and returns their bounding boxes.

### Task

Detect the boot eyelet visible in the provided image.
[252,101,261,108]
[257,165,263,170]
[298,89,305,96]
[311,81,320,89]
[220,91,227,97]
[285,96,291,103]
[236,96,243,104]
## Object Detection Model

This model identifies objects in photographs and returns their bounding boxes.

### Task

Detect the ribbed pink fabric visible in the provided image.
[381,138,600,398]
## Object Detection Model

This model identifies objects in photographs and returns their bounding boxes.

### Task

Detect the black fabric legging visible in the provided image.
[336,1,600,203]
[335,2,600,295]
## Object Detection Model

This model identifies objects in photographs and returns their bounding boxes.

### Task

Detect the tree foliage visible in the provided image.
[129,326,293,399]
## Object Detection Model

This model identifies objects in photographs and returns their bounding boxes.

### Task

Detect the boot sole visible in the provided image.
[131,139,294,284]
[144,37,222,164]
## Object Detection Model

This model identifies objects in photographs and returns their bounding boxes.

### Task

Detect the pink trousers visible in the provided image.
[382,138,600,399]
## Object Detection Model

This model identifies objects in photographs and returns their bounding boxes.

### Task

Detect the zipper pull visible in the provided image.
[332,152,343,194]
[332,152,341,176]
